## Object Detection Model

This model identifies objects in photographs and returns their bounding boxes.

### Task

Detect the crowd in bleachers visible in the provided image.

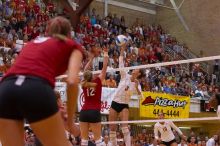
[0,0,219,99]
[23,123,219,146]
[0,0,57,74]
[74,9,220,99]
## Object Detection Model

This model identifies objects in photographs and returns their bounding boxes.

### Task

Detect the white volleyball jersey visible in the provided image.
[112,56,139,104]
[154,121,182,142]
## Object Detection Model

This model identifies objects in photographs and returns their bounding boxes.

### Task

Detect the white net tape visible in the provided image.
[57,55,220,79]
[101,117,220,125]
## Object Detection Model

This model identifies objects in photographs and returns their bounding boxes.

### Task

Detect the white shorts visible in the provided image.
[217,105,220,117]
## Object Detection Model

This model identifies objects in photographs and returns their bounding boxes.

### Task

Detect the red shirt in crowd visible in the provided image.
[23,25,32,36]
[43,13,49,22]
[18,0,27,11]
[33,3,40,14]
[14,0,20,5]
[4,37,83,87]
[82,77,102,110]
[83,35,93,46]
[36,13,43,24]
[31,28,39,39]
[46,2,55,12]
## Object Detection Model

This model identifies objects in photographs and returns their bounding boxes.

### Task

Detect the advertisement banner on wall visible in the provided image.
[140,92,190,118]
[55,83,140,114]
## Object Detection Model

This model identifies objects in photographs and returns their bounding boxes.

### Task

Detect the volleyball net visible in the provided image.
[55,54,220,139]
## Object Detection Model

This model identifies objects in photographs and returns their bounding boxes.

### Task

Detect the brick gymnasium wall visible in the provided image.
[156,0,220,57]
[90,0,220,56]
[90,1,156,27]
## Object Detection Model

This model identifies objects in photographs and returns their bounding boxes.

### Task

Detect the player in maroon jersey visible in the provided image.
[79,50,109,146]
[0,16,84,146]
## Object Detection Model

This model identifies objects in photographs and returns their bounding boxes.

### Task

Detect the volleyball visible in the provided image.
[115,35,128,46]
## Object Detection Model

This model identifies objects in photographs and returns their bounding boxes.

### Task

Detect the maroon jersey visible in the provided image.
[4,37,83,87]
[82,77,102,110]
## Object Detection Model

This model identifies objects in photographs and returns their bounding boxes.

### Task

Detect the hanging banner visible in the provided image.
[140,92,190,118]
[55,83,140,114]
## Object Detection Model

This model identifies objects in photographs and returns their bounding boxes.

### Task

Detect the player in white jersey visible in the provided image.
[154,112,186,146]
[209,93,220,117]
[109,44,143,146]
[215,94,220,117]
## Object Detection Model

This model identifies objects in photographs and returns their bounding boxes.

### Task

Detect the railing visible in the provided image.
[164,45,209,74]
[163,45,189,74]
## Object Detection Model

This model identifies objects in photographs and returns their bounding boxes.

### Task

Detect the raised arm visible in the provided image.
[84,53,94,71]
[169,121,186,140]
[169,121,182,135]
[119,44,127,79]
[66,49,83,133]
[135,79,141,95]
[98,49,109,81]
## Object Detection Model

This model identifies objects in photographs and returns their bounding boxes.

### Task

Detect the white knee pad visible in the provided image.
[122,127,130,136]
[95,138,102,146]
[81,139,88,146]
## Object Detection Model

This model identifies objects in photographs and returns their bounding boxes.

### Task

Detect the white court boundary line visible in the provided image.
[101,117,220,125]
[56,55,220,79]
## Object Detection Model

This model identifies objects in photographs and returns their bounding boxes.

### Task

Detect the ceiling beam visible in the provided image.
[96,0,156,15]
[170,0,189,31]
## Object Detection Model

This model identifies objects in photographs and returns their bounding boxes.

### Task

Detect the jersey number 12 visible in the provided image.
[87,88,95,96]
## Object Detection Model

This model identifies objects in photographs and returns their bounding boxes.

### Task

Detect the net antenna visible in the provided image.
[138,0,189,31]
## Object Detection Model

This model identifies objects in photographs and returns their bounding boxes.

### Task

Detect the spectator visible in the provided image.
[101,135,112,146]
[188,136,198,146]
[213,60,219,74]
[206,135,218,146]
[149,138,158,146]
[194,86,204,98]
[199,139,206,146]
[178,139,187,146]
